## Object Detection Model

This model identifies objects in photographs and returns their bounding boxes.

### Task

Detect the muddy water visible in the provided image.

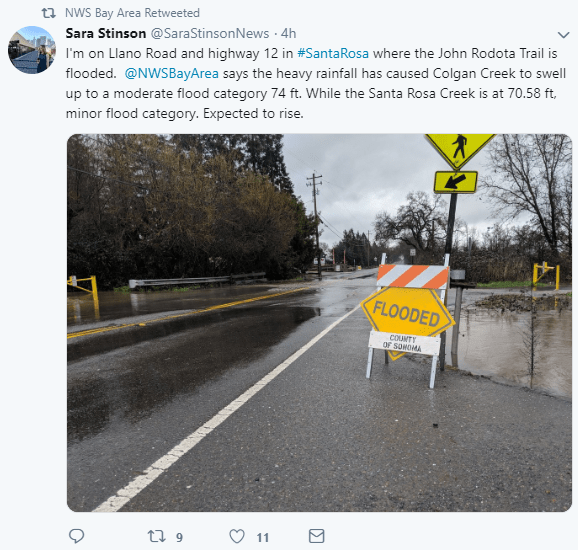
[447,308,571,399]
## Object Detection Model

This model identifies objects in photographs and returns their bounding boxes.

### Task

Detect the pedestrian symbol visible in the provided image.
[453,134,467,160]
[425,134,495,170]
[433,171,478,194]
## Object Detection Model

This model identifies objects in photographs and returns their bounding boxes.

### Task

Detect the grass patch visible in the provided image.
[148,285,204,292]
[113,285,131,292]
[171,286,201,292]
[113,284,203,292]
[477,281,548,289]
[566,292,572,297]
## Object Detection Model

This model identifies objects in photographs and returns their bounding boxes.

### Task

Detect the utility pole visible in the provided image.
[367,231,370,268]
[307,172,322,279]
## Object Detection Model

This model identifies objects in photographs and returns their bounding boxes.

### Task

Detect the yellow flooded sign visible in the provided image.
[361,287,454,360]
[434,171,478,194]
[426,134,495,170]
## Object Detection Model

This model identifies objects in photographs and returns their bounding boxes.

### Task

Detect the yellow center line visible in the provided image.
[67,287,309,339]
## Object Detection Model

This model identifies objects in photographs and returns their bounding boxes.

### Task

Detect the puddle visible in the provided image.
[446,308,571,399]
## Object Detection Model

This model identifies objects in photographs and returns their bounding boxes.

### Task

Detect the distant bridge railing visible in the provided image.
[129,272,266,289]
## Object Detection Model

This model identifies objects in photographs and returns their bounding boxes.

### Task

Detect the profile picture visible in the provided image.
[9,26,55,74]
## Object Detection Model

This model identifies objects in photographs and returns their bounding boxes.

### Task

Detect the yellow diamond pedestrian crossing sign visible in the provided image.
[426,134,495,170]
[434,171,478,194]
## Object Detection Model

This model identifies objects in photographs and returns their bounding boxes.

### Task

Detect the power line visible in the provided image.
[318,215,340,235]
[318,215,372,250]
[317,216,341,240]
[280,148,371,238]
[284,148,315,181]
[323,180,369,230]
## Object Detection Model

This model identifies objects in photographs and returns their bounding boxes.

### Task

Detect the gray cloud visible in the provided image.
[283,134,512,246]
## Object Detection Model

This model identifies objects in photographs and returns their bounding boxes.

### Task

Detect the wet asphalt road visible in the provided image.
[67,271,571,512]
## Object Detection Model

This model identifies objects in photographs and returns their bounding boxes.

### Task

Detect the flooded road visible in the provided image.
[445,289,572,399]
[68,274,365,448]
[67,284,298,327]
[447,309,571,398]
[67,273,571,512]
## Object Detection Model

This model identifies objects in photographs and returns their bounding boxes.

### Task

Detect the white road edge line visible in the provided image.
[93,304,360,512]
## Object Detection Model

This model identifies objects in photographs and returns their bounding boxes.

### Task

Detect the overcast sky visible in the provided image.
[283,134,510,248]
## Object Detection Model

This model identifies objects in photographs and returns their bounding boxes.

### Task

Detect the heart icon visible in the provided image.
[229,529,245,544]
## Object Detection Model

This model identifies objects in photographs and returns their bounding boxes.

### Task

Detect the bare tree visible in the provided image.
[482,224,513,254]
[374,191,447,252]
[560,170,572,255]
[521,295,541,389]
[482,134,572,256]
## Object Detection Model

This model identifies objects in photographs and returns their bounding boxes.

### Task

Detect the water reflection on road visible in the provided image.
[447,308,571,399]
[67,285,293,326]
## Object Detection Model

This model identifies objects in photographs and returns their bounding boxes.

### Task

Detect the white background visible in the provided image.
[1,2,575,549]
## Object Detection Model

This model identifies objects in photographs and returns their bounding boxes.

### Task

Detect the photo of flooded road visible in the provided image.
[67,134,571,512]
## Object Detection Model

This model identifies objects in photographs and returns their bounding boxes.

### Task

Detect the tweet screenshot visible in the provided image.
[2,1,574,549]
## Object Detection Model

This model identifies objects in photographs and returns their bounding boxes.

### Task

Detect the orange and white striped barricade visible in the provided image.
[361,258,454,388]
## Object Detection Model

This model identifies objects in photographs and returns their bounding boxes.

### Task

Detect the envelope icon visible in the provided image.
[309,529,325,543]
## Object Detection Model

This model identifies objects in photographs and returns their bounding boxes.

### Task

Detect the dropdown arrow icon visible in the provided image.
[558,32,569,38]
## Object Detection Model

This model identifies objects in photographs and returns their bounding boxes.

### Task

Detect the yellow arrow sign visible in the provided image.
[434,171,478,194]
[361,287,455,360]
[425,134,495,170]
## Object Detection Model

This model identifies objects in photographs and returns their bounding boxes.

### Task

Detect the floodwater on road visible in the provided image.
[67,285,291,327]
[447,307,571,399]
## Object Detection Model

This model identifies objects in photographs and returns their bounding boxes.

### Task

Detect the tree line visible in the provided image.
[67,134,317,289]
[323,229,387,267]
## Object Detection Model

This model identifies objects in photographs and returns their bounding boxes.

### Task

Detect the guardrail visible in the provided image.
[129,272,266,289]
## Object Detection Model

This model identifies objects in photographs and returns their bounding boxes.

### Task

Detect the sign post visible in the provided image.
[426,134,495,369]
